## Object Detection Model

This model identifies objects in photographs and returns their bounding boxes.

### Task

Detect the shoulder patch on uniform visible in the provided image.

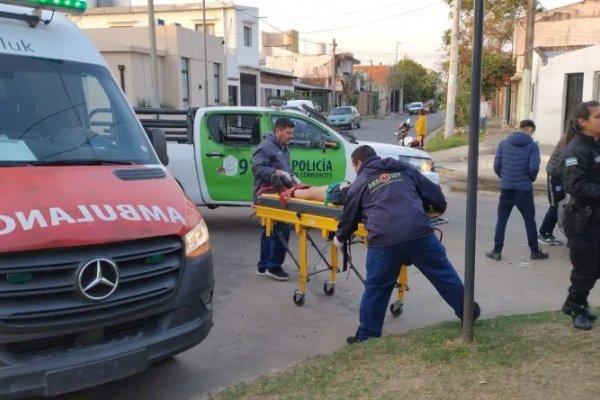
[565,157,578,167]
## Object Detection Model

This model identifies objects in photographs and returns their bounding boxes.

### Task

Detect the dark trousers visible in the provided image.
[567,224,600,305]
[258,222,291,271]
[539,176,565,236]
[493,189,540,253]
[358,234,465,340]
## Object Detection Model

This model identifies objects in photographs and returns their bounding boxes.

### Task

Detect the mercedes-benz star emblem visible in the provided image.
[77,258,120,301]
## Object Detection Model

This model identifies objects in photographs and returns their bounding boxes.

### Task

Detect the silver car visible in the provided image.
[327,106,361,129]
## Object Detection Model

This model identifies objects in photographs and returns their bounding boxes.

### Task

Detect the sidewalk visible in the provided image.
[432,118,553,193]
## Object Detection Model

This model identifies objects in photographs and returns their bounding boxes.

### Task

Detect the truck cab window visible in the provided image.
[271,116,330,148]
[206,113,261,145]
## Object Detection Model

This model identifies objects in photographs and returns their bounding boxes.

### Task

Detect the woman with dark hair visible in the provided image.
[558,100,600,330]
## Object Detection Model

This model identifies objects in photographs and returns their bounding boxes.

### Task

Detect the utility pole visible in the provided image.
[148,0,160,108]
[203,0,209,107]
[396,42,403,114]
[367,59,373,116]
[331,38,337,109]
[444,0,461,138]
[519,0,536,120]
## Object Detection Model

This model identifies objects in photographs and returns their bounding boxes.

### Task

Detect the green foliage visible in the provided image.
[440,0,527,127]
[424,130,486,152]
[391,57,441,104]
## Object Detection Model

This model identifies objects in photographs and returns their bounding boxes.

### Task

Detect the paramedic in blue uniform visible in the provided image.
[252,117,298,281]
[334,145,480,343]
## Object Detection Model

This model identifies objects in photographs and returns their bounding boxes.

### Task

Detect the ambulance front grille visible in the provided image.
[0,236,183,330]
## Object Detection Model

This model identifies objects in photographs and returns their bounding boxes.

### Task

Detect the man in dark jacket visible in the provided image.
[252,117,298,281]
[334,145,479,343]
[486,119,549,261]
[538,141,566,245]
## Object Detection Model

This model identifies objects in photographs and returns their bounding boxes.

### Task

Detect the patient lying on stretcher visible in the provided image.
[292,181,351,206]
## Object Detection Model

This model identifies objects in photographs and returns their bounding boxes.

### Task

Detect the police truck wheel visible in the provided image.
[293,290,306,306]
[390,301,403,317]
[323,282,335,296]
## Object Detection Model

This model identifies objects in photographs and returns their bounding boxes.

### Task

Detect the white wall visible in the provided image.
[532,44,600,145]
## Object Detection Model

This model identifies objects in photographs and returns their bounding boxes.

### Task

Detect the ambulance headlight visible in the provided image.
[184,219,210,257]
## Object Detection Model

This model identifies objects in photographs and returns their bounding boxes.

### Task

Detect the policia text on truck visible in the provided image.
[0,1,214,398]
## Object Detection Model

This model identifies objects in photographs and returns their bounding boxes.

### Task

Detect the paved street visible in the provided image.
[55,114,598,400]
[351,111,444,145]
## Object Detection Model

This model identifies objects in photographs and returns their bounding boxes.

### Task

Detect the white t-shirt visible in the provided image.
[480,101,489,118]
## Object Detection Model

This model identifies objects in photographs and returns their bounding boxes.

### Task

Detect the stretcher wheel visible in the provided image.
[323,282,335,296]
[390,301,403,318]
[293,290,306,306]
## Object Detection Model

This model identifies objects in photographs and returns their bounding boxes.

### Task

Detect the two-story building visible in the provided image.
[511,0,600,134]
[265,48,360,110]
[354,65,391,116]
[71,0,261,106]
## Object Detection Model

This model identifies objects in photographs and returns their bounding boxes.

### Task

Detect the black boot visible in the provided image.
[562,297,597,321]
[570,303,594,331]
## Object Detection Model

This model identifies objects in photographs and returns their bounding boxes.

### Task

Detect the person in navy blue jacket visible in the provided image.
[252,117,299,281]
[334,145,479,343]
[486,119,549,261]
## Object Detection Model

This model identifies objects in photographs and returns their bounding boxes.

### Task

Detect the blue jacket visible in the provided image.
[494,132,540,191]
[336,156,446,247]
[252,133,292,199]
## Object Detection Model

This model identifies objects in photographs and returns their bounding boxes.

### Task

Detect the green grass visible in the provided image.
[425,130,486,152]
[209,311,600,400]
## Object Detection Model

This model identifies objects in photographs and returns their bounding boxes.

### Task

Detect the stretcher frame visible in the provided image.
[254,193,410,316]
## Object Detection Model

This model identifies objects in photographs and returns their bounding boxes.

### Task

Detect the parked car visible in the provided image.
[408,102,426,115]
[326,106,361,129]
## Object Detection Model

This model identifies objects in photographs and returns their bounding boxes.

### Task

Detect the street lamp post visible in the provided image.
[395,41,403,114]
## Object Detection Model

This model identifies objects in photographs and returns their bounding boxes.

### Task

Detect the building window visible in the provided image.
[195,23,215,35]
[181,57,190,108]
[213,63,221,105]
[228,85,238,106]
[243,26,252,47]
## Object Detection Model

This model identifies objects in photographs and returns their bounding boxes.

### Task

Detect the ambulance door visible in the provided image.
[269,114,346,186]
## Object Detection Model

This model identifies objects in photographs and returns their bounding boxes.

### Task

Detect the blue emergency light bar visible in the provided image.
[3,0,87,13]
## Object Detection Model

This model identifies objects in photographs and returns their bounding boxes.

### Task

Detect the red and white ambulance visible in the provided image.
[0,1,214,397]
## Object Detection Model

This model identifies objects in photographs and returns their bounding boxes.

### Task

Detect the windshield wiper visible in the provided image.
[30,159,135,166]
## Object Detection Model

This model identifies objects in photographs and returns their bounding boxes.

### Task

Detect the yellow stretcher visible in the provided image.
[254,193,419,317]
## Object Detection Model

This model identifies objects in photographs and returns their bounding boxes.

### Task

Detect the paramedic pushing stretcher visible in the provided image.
[334,145,480,344]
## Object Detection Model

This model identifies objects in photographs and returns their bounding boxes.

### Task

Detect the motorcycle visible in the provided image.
[393,119,421,148]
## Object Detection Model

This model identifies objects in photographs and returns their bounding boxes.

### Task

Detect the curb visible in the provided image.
[437,167,547,194]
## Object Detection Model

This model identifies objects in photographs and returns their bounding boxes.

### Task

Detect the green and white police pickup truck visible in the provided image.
[136,106,438,208]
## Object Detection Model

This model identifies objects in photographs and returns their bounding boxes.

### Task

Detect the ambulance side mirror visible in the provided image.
[147,128,170,166]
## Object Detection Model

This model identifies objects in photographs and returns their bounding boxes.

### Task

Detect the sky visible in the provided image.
[230,0,580,70]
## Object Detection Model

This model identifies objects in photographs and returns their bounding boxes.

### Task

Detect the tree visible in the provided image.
[391,57,441,106]
[440,0,530,127]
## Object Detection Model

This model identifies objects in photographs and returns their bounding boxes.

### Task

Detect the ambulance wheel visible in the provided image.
[293,290,306,306]
[390,301,403,318]
[323,282,335,296]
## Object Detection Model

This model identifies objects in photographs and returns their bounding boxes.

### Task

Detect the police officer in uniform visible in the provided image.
[558,100,600,330]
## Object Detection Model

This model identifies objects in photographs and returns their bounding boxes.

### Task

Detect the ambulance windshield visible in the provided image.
[0,54,157,165]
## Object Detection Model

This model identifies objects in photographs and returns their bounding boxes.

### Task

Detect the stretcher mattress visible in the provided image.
[255,194,344,218]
